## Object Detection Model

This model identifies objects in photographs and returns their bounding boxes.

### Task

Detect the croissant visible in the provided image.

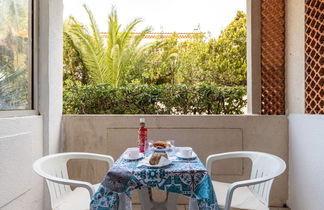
[149,153,168,165]
[153,141,171,149]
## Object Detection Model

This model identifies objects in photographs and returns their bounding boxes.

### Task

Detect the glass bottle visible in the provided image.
[138,118,148,153]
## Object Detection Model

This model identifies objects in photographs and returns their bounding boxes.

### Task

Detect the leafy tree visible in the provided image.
[140,35,179,85]
[123,11,246,86]
[176,34,207,85]
[126,33,206,86]
[204,11,247,86]
[64,5,151,87]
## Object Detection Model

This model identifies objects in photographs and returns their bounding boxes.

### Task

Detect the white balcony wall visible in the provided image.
[286,0,324,209]
[0,116,43,210]
[288,115,324,210]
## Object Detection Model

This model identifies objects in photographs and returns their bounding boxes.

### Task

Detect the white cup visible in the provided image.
[127,148,140,159]
[179,147,192,157]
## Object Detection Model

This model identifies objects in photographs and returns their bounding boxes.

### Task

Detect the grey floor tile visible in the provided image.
[271,207,291,210]
[132,204,186,210]
[177,205,186,210]
[132,204,141,210]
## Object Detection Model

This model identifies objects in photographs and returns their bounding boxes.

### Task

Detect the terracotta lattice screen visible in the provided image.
[260,0,285,115]
[305,0,324,114]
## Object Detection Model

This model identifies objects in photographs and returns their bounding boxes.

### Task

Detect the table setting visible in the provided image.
[90,119,219,210]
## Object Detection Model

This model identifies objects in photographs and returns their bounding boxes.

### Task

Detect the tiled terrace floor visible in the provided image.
[132,205,290,210]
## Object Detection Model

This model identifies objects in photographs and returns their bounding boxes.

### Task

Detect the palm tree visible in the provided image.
[65,5,151,87]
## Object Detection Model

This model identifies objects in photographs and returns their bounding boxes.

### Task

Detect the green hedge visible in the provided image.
[63,83,247,114]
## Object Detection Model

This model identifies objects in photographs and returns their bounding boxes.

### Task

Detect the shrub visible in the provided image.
[63,82,247,115]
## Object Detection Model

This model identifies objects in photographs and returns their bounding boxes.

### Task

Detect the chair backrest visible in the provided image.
[240,152,286,206]
[33,153,72,209]
[33,152,114,209]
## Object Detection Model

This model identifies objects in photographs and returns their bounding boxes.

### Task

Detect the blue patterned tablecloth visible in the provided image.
[90,148,219,210]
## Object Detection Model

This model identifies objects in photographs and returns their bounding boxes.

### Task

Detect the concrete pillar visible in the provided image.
[285,0,305,114]
[247,0,262,114]
[38,0,63,155]
[37,0,63,208]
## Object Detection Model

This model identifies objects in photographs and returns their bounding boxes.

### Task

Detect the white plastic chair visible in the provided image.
[33,152,114,210]
[206,151,286,210]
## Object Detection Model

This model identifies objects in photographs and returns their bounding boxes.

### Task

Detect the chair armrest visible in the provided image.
[33,163,96,197]
[48,175,95,197]
[223,176,274,210]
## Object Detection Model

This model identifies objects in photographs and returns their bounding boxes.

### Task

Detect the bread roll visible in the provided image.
[149,153,168,165]
[153,141,171,149]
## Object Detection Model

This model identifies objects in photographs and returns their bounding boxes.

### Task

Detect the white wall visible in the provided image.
[0,116,43,210]
[288,115,324,210]
[286,0,324,209]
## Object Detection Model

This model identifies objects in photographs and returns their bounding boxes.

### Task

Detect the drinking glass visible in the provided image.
[165,139,175,157]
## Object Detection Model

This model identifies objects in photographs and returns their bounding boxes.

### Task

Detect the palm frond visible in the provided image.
[83,4,104,50]
[132,26,152,47]
[66,18,110,84]
[119,18,143,49]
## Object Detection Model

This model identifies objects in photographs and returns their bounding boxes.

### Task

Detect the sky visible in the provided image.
[63,0,246,37]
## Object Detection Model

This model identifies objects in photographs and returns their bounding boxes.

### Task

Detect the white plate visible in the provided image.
[139,156,172,168]
[175,152,197,159]
[123,153,144,161]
